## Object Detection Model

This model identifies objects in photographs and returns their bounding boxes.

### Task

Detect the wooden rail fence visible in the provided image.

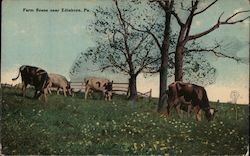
[70,82,152,98]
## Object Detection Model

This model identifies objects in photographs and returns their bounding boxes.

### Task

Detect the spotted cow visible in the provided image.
[12,65,50,101]
[166,81,217,121]
[84,77,113,101]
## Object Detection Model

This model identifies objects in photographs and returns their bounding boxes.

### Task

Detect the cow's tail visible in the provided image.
[12,67,21,81]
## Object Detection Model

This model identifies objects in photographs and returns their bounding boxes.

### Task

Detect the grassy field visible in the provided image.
[1,87,249,155]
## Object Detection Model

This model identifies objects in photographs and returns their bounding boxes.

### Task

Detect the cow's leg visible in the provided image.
[108,93,112,101]
[34,85,42,99]
[103,91,107,101]
[193,106,202,121]
[48,87,52,94]
[187,104,192,118]
[193,106,198,120]
[87,89,91,98]
[62,87,67,97]
[43,88,48,102]
[85,87,90,100]
[170,98,179,117]
[34,90,42,99]
[22,82,27,97]
[67,88,72,97]
[166,99,175,117]
[57,88,60,95]
[175,104,183,118]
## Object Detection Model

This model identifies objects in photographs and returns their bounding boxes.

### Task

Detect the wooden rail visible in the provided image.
[69,81,152,98]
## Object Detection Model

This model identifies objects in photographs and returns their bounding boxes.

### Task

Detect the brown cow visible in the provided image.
[47,73,72,97]
[166,81,217,121]
[160,88,192,118]
[12,65,50,101]
[84,77,113,101]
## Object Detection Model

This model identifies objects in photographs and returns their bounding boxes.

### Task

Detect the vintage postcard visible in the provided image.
[1,0,249,155]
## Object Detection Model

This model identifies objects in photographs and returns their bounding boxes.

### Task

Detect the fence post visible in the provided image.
[149,89,152,98]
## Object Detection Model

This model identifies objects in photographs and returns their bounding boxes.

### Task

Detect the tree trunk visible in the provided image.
[128,75,137,101]
[157,1,172,112]
[158,48,169,112]
[175,44,184,81]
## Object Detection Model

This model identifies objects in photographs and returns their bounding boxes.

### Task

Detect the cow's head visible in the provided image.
[66,83,73,96]
[104,81,113,101]
[204,108,218,122]
[104,81,113,91]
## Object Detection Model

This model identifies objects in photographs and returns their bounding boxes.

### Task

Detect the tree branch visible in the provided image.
[158,1,167,10]
[136,57,161,75]
[108,57,130,73]
[186,48,241,62]
[114,0,127,33]
[131,32,150,55]
[224,10,250,23]
[184,0,198,40]
[125,20,162,50]
[171,11,184,26]
[89,64,129,74]
[194,0,218,16]
[114,0,134,73]
[107,31,129,61]
[188,10,250,41]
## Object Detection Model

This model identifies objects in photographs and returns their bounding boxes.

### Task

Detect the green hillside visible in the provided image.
[1,87,249,155]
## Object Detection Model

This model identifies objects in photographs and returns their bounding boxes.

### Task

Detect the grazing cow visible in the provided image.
[166,81,217,121]
[160,89,192,118]
[48,73,72,97]
[84,77,113,101]
[12,65,50,101]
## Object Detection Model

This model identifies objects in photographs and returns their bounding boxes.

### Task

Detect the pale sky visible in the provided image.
[1,0,249,104]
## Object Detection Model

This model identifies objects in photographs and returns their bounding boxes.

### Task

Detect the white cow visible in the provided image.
[48,73,72,97]
[84,77,113,101]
